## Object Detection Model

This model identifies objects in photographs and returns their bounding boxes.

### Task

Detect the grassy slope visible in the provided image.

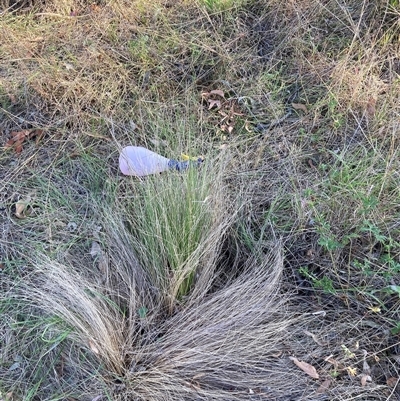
[1,0,400,400]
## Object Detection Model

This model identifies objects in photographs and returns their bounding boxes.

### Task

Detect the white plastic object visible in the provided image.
[119,146,170,176]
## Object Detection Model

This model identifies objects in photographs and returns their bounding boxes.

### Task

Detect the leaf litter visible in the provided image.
[289,356,319,379]
[90,241,109,279]
[15,193,35,219]
[316,379,332,394]
[4,129,44,154]
[201,88,248,136]
[291,103,308,113]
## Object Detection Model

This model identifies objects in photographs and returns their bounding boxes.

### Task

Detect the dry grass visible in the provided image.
[13,240,304,400]
[1,0,400,399]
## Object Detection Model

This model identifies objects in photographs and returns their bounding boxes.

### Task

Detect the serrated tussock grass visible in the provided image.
[124,156,238,308]
[1,154,308,400]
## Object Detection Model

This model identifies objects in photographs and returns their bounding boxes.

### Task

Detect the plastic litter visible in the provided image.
[119,146,202,176]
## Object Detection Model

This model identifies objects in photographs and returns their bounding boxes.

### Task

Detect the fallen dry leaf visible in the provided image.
[90,241,102,258]
[98,252,109,275]
[208,99,221,110]
[4,129,44,154]
[201,89,225,99]
[209,89,225,97]
[361,374,372,386]
[15,141,23,154]
[386,377,399,388]
[292,103,308,113]
[316,379,332,394]
[289,356,319,379]
[15,194,32,219]
[228,104,244,116]
[366,97,377,117]
[221,124,234,134]
[33,129,44,145]
[362,349,371,374]
[11,130,30,142]
[5,130,30,154]
[90,241,109,275]
[306,249,315,259]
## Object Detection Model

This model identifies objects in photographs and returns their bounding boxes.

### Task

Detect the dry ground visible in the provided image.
[1,0,400,400]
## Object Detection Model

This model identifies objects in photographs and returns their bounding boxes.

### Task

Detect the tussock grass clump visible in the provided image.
[1,155,312,400]
[124,156,236,307]
[16,243,300,401]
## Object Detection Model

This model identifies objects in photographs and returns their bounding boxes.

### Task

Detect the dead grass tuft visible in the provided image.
[1,167,312,400]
